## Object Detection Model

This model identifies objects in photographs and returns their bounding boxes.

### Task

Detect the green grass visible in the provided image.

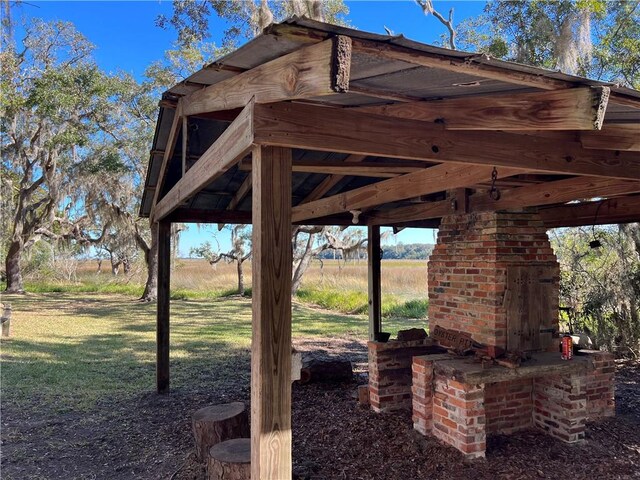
[295,286,428,319]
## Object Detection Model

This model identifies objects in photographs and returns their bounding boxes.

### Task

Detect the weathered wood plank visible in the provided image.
[182,38,346,117]
[539,196,640,228]
[153,101,255,222]
[227,173,252,211]
[251,146,293,480]
[156,220,171,394]
[471,176,640,212]
[368,225,382,341]
[358,87,610,130]
[239,159,424,177]
[253,102,640,180]
[581,124,640,151]
[150,102,182,220]
[292,164,523,222]
[367,200,451,226]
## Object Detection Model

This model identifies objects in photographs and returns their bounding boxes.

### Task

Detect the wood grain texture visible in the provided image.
[539,196,640,228]
[251,146,292,480]
[192,403,249,462]
[227,173,252,211]
[358,87,610,131]
[153,101,254,221]
[292,164,522,222]
[581,124,640,151]
[366,200,451,226]
[156,220,171,394]
[150,102,182,220]
[368,225,381,341]
[182,40,335,117]
[253,102,640,180]
[471,176,640,212]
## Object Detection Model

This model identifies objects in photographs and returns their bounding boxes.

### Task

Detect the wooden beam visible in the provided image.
[253,103,640,180]
[580,125,640,152]
[150,102,182,220]
[367,200,450,226]
[239,159,424,177]
[227,174,252,211]
[368,225,381,341]
[292,164,523,222]
[251,146,293,480]
[153,101,255,222]
[156,220,171,394]
[300,154,367,204]
[471,177,640,212]
[357,87,610,131]
[182,37,350,117]
[539,196,640,228]
[351,38,571,91]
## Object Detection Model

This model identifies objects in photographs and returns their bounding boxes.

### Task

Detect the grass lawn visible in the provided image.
[1,292,424,412]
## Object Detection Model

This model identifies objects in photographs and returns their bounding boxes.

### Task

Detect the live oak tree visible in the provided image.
[0,19,123,292]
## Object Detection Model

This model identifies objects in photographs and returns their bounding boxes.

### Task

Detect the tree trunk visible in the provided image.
[192,402,250,462]
[140,222,158,302]
[237,259,245,296]
[207,438,250,480]
[4,240,25,293]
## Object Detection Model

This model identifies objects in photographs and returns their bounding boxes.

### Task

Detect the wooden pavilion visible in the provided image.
[139,17,640,478]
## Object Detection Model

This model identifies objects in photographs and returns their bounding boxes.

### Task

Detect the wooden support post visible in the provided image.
[251,146,293,479]
[157,220,171,394]
[368,225,382,341]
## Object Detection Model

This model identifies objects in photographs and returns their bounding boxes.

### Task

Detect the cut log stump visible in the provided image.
[192,402,249,462]
[207,438,250,480]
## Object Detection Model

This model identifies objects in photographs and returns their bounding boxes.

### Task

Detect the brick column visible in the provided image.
[533,374,587,443]
[432,375,486,459]
[411,357,434,434]
[583,351,616,419]
[368,339,434,412]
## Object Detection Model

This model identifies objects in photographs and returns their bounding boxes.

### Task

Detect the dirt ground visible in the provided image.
[2,338,639,480]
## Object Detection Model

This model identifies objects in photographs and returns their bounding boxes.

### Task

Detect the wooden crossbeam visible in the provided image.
[366,177,640,226]
[292,164,523,222]
[227,174,252,211]
[239,159,424,178]
[253,103,640,180]
[539,196,640,228]
[182,37,350,117]
[153,102,255,221]
[470,177,640,212]
[580,125,640,151]
[357,87,610,131]
[150,102,182,220]
[300,154,367,204]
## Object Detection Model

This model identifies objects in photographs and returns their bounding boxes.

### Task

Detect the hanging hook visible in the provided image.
[489,167,501,201]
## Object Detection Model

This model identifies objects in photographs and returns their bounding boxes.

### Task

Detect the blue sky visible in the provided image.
[16,1,487,255]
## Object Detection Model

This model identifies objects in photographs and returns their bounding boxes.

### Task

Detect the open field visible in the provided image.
[1,292,639,480]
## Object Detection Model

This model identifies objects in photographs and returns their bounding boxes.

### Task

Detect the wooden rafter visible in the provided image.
[292,164,524,223]
[153,102,255,221]
[300,154,367,204]
[181,36,351,117]
[238,159,425,178]
[253,102,640,180]
[539,196,640,228]
[357,87,610,131]
[580,124,640,152]
[470,176,640,212]
[367,200,450,226]
[150,101,182,220]
[227,174,252,211]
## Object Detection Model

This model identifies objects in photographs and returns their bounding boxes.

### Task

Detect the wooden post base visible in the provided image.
[192,402,249,462]
[207,438,250,480]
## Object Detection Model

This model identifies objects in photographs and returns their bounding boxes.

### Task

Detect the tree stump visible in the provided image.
[192,402,249,462]
[207,438,250,480]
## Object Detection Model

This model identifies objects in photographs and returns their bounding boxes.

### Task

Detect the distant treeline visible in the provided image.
[317,243,434,260]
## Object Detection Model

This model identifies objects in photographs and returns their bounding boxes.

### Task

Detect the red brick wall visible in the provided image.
[428,211,559,349]
[533,374,587,443]
[485,378,533,434]
[368,339,436,412]
[583,351,616,419]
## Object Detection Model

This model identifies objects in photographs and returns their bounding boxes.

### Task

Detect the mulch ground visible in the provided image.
[2,338,639,480]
